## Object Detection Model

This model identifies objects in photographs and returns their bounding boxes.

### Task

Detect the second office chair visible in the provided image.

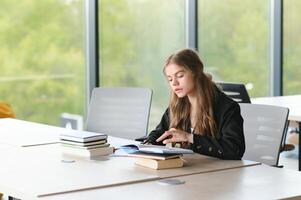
[86,87,152,140]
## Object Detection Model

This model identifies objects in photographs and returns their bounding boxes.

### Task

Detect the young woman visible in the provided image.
[146,49,245,160]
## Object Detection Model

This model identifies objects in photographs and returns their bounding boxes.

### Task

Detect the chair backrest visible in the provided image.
[86,87,152,140]
[217,82,251,103]
[240,103,289,166]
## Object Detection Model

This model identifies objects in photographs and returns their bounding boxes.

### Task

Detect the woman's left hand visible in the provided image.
[156,128,193,144]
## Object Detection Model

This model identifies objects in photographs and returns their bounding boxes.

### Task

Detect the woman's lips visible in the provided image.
[175,88,183,93]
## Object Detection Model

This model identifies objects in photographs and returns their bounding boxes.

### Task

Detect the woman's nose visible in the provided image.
[172,78,179,86]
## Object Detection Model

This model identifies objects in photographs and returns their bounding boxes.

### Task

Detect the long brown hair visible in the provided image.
[164,49,218,138]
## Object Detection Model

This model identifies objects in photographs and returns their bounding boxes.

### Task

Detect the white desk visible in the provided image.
[0,119,259,199]
[0,119,258,199]
[252,95,301,121]
[252,95,301,171]
[0,118,137,147]
[0,118,66,147]
[39,165,301,200]
[0,143,258,200]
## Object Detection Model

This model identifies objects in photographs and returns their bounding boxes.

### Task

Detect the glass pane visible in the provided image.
[198,0,270,97]
[99,0,185,130]
[0,0,86,125]
[283,0,301,95]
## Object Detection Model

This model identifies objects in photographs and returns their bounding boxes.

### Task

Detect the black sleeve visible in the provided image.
[191,103,245,160]
[147,109,170,145]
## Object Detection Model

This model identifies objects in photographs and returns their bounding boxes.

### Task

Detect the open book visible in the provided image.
[120,144,194,155]
[114,144,193,160]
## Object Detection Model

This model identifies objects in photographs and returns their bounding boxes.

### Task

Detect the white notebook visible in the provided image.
[60,139,107,147]
[60,130,107,143]
[61,143,110,150]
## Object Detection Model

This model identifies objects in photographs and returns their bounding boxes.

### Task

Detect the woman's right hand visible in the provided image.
[156,128,193,144]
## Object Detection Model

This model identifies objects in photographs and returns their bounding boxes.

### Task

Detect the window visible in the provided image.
[198,0,270,97]
[98,0,185,130]
[0,0,86,125]
[283,0,301,95]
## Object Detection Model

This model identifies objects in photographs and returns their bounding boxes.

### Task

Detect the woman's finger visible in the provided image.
[163,138,173,144]
[156,131,172,142]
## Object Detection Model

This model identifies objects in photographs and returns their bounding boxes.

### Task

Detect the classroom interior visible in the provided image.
[1,0,301,199]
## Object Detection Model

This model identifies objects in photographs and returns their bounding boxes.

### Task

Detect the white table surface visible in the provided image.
[0,119,259,199]
[0,118,139,147]
[0,143,258,200]
[252,95,301,121]
[38,164,301,200]
[0,118,67,147]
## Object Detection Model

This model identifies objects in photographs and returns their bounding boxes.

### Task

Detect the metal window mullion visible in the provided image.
[85,0,99,112]
[185,0,198,50]
[270,0,283,96]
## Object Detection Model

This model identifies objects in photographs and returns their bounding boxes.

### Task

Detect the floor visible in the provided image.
[278,125,299,171]
[279,145,299,171]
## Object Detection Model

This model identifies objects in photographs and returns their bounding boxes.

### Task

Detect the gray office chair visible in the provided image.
[86,87,152,140]
[217,82,251,103]
[240,103,289,166]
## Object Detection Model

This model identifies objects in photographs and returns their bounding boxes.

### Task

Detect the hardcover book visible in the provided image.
[61,146,114,157]
[135,157,184,170]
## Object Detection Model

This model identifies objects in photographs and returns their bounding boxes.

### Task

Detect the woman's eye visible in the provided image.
[177,74,184,78]
[168,79,172,82]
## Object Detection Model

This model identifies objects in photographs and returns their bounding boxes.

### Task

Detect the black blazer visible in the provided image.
[147,87,245,160]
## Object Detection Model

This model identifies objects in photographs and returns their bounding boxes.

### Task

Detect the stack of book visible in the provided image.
[59,130,114,157]
[117,144,193,170]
